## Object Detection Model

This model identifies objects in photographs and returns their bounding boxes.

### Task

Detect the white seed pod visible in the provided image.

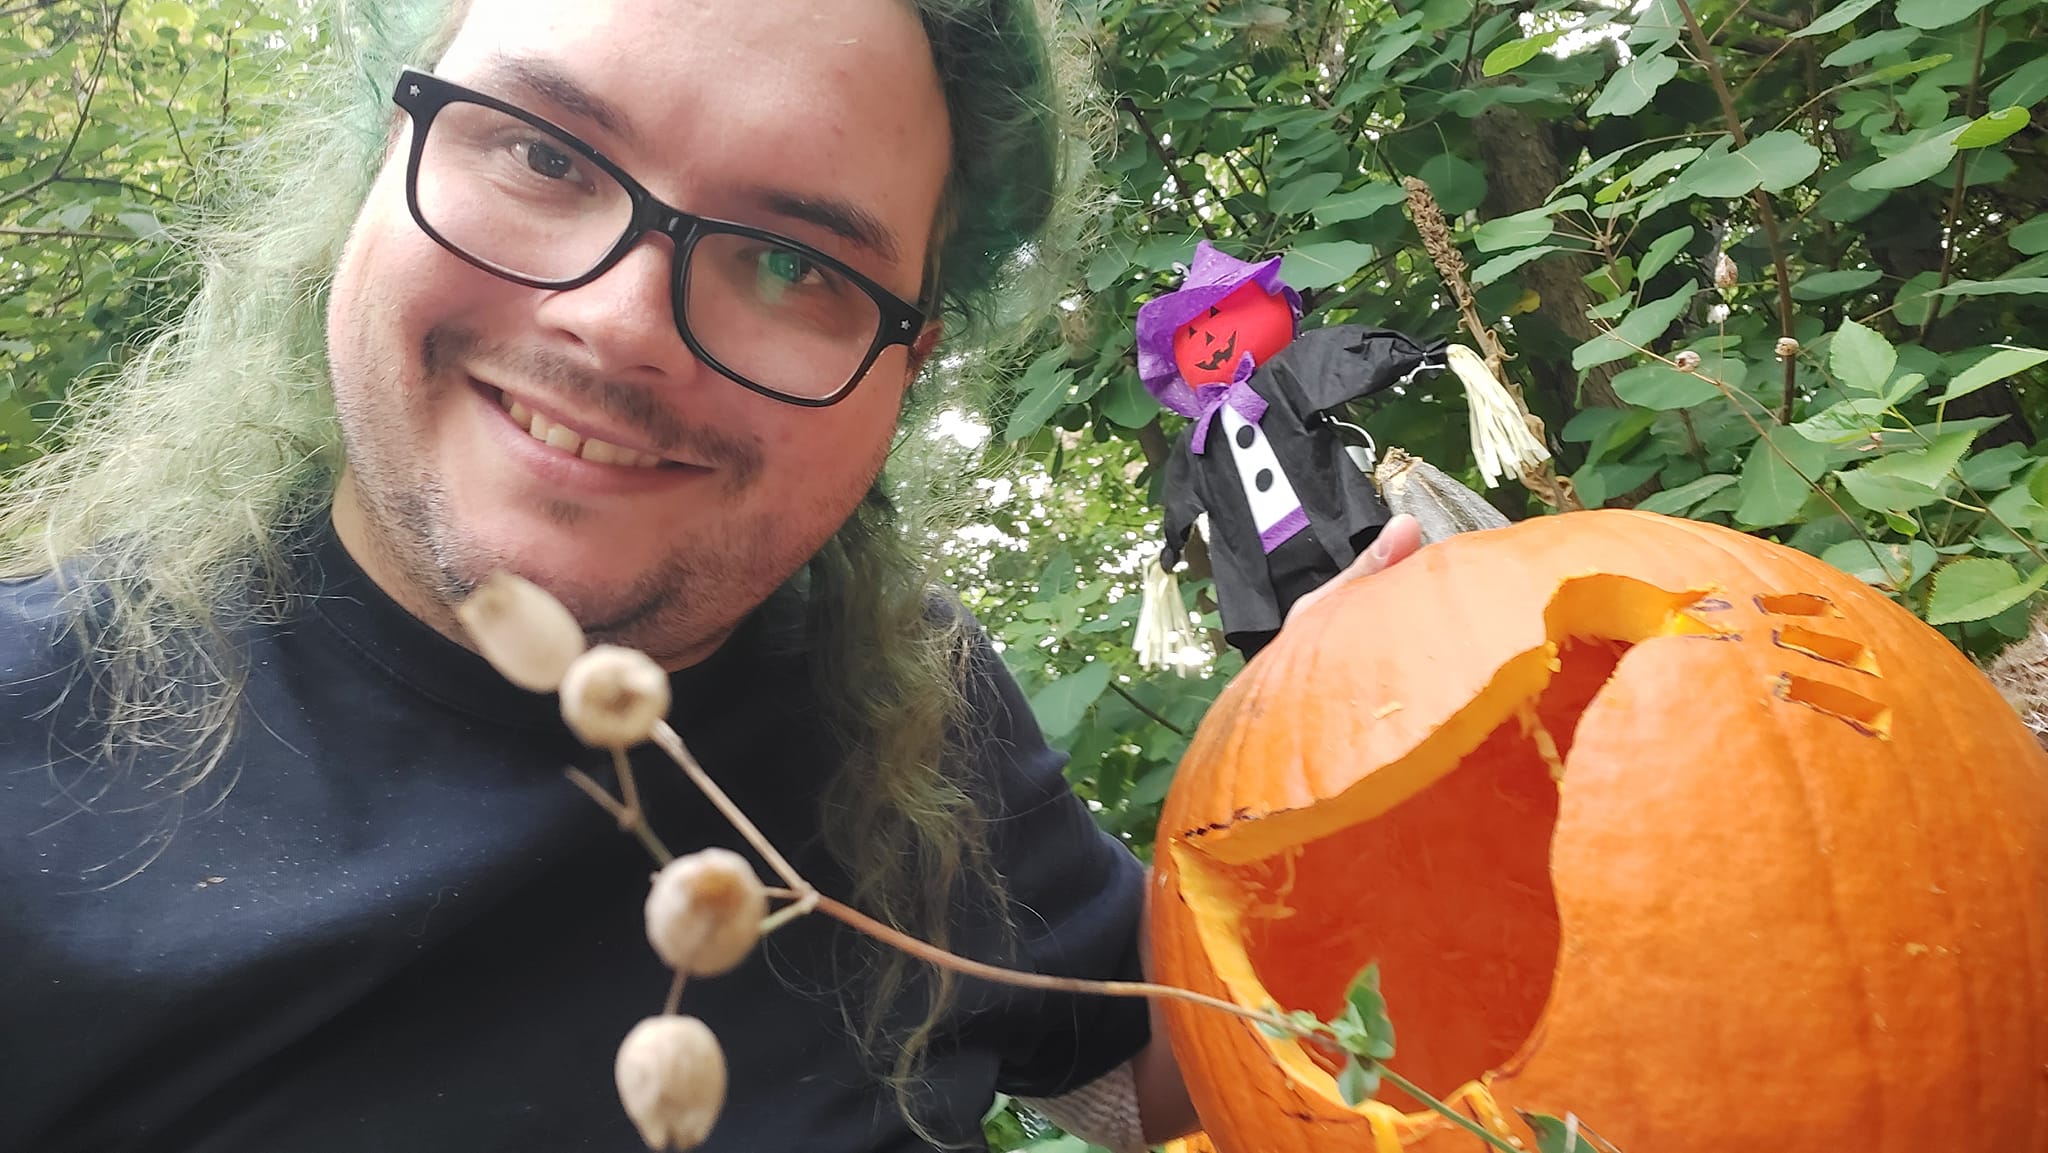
[646,848,768,976]
[560,644,671,747]
[1673,349,1702,371]
[615,1015,727,1151]
[1713,250,1739,291]
[1776,336,1801,360]
[455,572,587,692]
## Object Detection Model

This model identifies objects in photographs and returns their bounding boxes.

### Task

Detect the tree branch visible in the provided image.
[1923,8,1991,341]
[1117,96,1219,242]
[0,225,136,242]
[0,1,123,213]
[1107,680,1187,737]
[1675,0,1799,423]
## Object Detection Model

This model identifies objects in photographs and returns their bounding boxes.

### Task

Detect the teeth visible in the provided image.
[497,391,663,469]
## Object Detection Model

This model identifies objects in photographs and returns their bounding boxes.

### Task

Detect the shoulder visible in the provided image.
[0,570,91,717]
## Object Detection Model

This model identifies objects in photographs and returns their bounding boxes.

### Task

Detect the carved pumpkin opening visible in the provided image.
[1169,575,1726,1114]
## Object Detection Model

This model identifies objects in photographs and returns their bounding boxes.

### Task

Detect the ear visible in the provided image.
[905,319,945,379]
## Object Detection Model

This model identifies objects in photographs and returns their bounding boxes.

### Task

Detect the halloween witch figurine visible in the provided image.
[1137,241,1448,662]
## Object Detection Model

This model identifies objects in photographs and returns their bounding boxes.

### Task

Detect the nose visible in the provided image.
[533,233,698,380]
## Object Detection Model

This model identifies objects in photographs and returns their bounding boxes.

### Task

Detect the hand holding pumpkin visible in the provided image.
[1282,514,1423,629]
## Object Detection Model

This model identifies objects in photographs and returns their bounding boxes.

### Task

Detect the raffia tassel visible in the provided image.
[1985,605,2048,750]
[1133,557,1195,676]
[1447,344,1550,489]
[1373,447,1511,545]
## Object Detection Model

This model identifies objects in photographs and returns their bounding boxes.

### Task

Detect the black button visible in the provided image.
[1255,468,1274,492]
[1235,424,1256,449]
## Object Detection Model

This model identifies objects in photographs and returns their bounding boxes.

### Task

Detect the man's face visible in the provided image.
[326,0,951,667]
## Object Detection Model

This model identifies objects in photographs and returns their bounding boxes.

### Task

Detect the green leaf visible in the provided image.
[1573,280,1698,370]
[1839,465,1941,513]
[1474,206,1559,253]
[2031,462,2048,508]
[1793,397,1891,443]
[1099,371,1157,430]
[1587,52,1680,117]
[1279,241,1377,291]
[1927,277,2048,297]
[1005,348,1077,442]
[1956,107,2030,149]
[1873,428,1978,488]
[1682,132,1822,197]
[1335,1057,1381,1106]
[1822,538,1921,589]
[1934,347,2048,404]
[2010,216,2048,256]
[1268,171,1344,216]
[1791,268,1883,299]
[1989,55,2048,110]
[1897,0,1995,29]
[1342,963,1397,1060]
[1027,661,1111,740]
[1736,425,1829,527]
[1611,362,1725,408]
[1313,182,1408,225]
[1524,1112,1593,1153]
[1823,26,1921,66]
[1636,225,1695,283]
[1470,245,1563,287]
[1636,473,1739,515]
[1829,318,1897,393]
[1482,29,1565,76]
[1416,151,1488,216]
[1791,0,1885,37]
[1925,558,2048,625]
[1851,128,1964,190]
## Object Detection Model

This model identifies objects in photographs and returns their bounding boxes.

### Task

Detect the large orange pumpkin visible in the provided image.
[1150,509,2048,1152]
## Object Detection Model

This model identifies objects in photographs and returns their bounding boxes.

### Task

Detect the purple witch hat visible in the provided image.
[1134,240,1302,418]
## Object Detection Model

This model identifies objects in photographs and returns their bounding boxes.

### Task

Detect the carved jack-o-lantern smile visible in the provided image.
[1172,282,1297,386]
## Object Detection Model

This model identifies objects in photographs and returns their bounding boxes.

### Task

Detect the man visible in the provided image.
[0,0,1417,1149]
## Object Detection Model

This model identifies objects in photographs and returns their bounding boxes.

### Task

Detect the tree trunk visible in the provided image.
[1469,98,1626,426]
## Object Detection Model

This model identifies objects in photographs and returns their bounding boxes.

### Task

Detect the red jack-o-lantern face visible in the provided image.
[1172,282,1297,386]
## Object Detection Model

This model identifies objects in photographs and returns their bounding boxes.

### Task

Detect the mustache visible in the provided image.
[423,326,762,482]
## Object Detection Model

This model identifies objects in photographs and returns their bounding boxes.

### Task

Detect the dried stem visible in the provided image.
[1674,0,1799,423]
[1376,1066,1520,1153]
[663,969,685,1016]
[808,892,1294,1034]
[1401,177,1582,512]
[649,720,809,894]
[566,766,673,864]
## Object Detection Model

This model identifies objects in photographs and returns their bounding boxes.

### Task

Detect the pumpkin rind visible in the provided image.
[1151,509,2048,1153]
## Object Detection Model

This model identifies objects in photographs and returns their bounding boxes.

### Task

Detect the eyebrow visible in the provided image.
[473,55,904,269]
[747,188,903,267]
[476,53,638,148]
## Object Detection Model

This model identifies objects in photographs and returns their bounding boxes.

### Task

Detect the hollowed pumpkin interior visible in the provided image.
[1171,576,1720,1112]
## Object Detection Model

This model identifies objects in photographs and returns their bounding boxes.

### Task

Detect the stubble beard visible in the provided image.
[329,324,868,668]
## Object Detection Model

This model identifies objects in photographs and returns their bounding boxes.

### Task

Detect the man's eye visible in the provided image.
[516,139,577,180]
[759,248,821,287]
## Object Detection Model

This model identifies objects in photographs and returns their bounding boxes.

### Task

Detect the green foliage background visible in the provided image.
[6,1,2047,1148]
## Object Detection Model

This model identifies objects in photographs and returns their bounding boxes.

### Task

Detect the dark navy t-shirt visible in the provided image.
[0,528,1150,1152]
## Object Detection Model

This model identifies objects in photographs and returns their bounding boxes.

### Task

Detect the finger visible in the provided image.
[1283,515,1423,627]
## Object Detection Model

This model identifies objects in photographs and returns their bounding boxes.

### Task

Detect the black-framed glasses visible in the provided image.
[390,68,928,407]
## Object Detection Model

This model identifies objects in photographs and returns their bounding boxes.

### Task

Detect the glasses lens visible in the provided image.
[414,100,631,283]
[684,231,884,401]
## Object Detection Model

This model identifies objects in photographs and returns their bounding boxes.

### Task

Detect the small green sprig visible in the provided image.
[1258,963,1616,1153]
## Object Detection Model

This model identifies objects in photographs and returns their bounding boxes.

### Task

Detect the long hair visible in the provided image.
[0,0,1083,1135]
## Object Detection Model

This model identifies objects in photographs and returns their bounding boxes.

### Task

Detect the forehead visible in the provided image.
[434,0,951,258]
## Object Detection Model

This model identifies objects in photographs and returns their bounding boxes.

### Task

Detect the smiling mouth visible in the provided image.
[1197,333,1239,372]
[492,388,673,469]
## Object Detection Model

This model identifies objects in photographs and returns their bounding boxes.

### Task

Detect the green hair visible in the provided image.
[0,0,1081,1136]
